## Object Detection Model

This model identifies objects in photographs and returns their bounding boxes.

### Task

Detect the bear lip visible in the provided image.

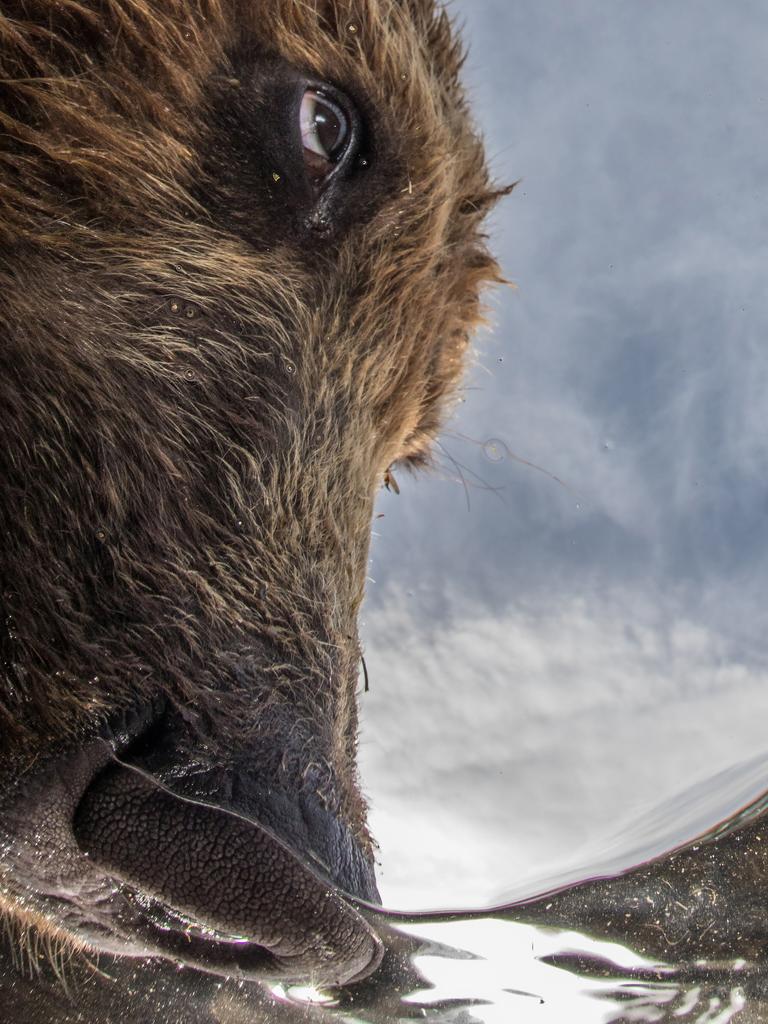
[71,758,384,986]
[0,700,164,902]
[0,703,382,985]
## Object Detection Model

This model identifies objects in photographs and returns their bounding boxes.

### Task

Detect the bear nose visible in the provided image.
[73,761,383,985]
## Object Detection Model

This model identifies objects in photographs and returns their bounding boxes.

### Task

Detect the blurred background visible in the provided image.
[358,0,768,911]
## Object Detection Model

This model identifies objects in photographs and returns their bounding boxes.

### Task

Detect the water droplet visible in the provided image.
[169,301,181,314]
[357,156,369,169]
[184,369,196,381]
[283,359,297,376]
[347,22,358,34]
[482,438,505,463]
[308,210,330,232]
[184,305,197,319]
[272,171,281,183]
[95,528,107,541]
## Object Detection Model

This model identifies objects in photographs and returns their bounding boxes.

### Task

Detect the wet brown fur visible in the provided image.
[0,0,504,944]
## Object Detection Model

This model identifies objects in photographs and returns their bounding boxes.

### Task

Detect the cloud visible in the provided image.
[360,586,768,910]
[358,0,768,914]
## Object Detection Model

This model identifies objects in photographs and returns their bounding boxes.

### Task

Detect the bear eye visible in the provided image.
[300,88,351,182]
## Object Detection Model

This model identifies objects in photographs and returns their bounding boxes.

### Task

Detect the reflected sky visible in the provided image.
[379,918,659,1024]
[359,0,768,910]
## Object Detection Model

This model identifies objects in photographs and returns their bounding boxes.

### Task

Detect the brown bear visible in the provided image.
[0,0,505,1018]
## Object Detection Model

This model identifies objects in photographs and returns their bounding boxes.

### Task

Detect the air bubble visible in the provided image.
[482,438,505,464]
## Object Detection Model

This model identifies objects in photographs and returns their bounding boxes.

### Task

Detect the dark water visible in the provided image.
[7,790,761,1022]
[256,785,766,1023]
